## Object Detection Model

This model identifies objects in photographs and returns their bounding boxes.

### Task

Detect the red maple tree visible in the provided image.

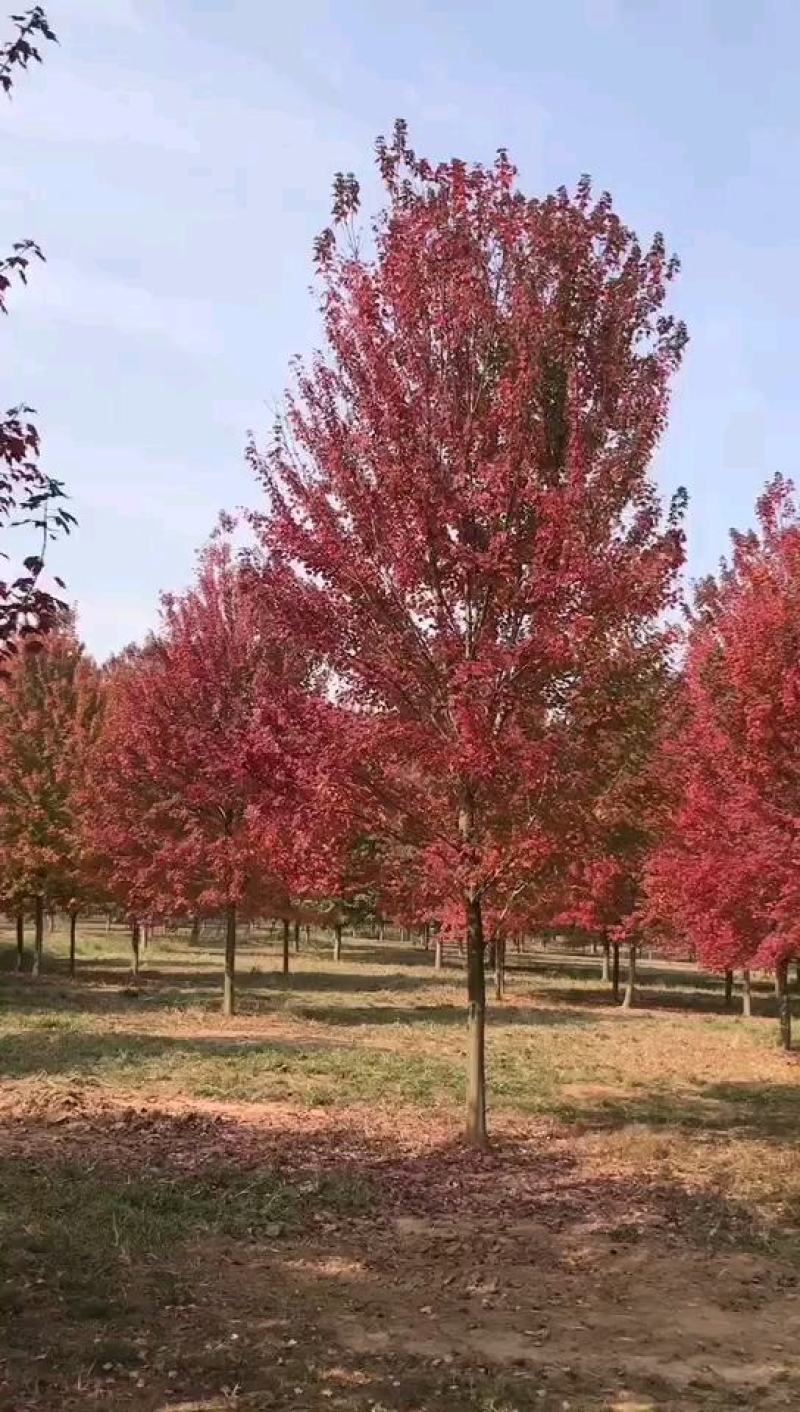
[647,476,800,1047]
[252,122,687,1142]
[0,619,102,974]
[85,542,314,1012]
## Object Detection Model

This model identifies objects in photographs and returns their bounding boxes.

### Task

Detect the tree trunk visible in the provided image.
[601,936,610,983]
[293,920,300,953]
[32,895,44,978]
[494,936,505,1002]
[434,936,443,970]
[305,924,310,946]
[742,968,752,1018]
[190,914,200,943]
[777,959,791,1051]
[48,908,55,933]
[611,942,620,1003]
[333,924,342,962]
[282,917,290,977]
[222,903,236,1015]
[423,921,430,950]
[15,911,24,972]
[724,969,733,1008]
[465,892,488,1148]
[68,910,78,978]
[130,920,140,979]
[378,922,385,942]
[621,942,637,1009]
[105,913,112,937]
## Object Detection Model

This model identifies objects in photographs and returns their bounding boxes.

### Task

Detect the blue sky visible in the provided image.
[3,0,798,659]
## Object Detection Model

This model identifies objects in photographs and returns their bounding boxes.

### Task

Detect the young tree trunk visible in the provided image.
[294,920,300,953]
[333,923,342,962]
[130,920,140,979]
[15,911,24,972]
[724,969,733,1008]
[494,936,505,1002]
[378,921,385,942]
[282,917,290,977]
[742,968,752,1017]
[48,908,56,934]
[423,921,430,950]
[601,935,610,983]
[777,959,791,1051]
[611,942,620,1003]
[190,914,200,944]
[68,910,78,977]
[32,895,44,978]
[305,923,310,946]
[434,935,443,970]
[105,913,112,937]
[223,903,236,1016]
[487,939,497,973]
[621,942,637,1010]
[465,892,488,1148]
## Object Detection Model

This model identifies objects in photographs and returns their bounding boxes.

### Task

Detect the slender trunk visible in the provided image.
[487,939,497,973]
[465,892,488,1148]
[611,943,620,1003]
[378,922,385,942]
[294,920,300,953]
[48,908,55,934]
[15,911,24,972]
[190,914,200,943]
[494,937,505,1002]
[305,924,310,946]
[130,921,140,979]
[742,969,752,1018]
[68,910,78,978]
[796,959,800,991]
[105,914,111,937]
[282,917,290,977]
[423,921,430,951]
[32,895,44,978]
[621,942,637,1010]
[724,969,733,1008]
[434,936,443,970]
[777,959,791,1051]
[223,903,236,1016]
[333,924,342,962]
[142,922,149,953]
[601,936,610,984]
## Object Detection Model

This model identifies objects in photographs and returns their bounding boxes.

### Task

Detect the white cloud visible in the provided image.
[19,257,221,356]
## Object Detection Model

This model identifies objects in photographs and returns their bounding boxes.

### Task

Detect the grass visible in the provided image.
[2,918,800,1410]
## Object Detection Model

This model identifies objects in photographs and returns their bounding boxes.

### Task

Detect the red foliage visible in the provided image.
[84,543,314,924]
[647,476,800,973]
[253,122,686,950]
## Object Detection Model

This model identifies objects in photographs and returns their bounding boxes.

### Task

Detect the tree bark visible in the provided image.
[190,914,200,944]
[742,968,752,1018]
[724,969,733,1008]
[333,923,342,962]
[621,941,637,1010]
[105,913,112,937]
[494,936,505,1002]
[601,935,610,983]
[68,910,78,978]
[294,920,300,953]
[15,911,24,972]
[611,942,620,1003]
[223,903,236,1015]
[434,936,443,970]
[777,959,791,1051]
[32,895,44,978]
[282,917,290,977]
[130,920,140,979]
[305,924,310,946]
[465,892,488,1148]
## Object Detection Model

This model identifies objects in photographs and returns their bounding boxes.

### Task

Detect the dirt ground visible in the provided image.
[2,929,800,1410]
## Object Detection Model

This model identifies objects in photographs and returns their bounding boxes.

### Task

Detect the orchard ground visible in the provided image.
[1,923,799,1412]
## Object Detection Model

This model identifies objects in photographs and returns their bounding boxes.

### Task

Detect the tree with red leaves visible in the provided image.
[647,477,800,1048]
[1,8,73,660]
[252,122,687,1144]
[0,620,102,975]
[86,543,313,1013]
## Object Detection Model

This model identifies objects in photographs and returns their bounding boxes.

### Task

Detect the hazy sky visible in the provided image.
[4,0,798,659]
